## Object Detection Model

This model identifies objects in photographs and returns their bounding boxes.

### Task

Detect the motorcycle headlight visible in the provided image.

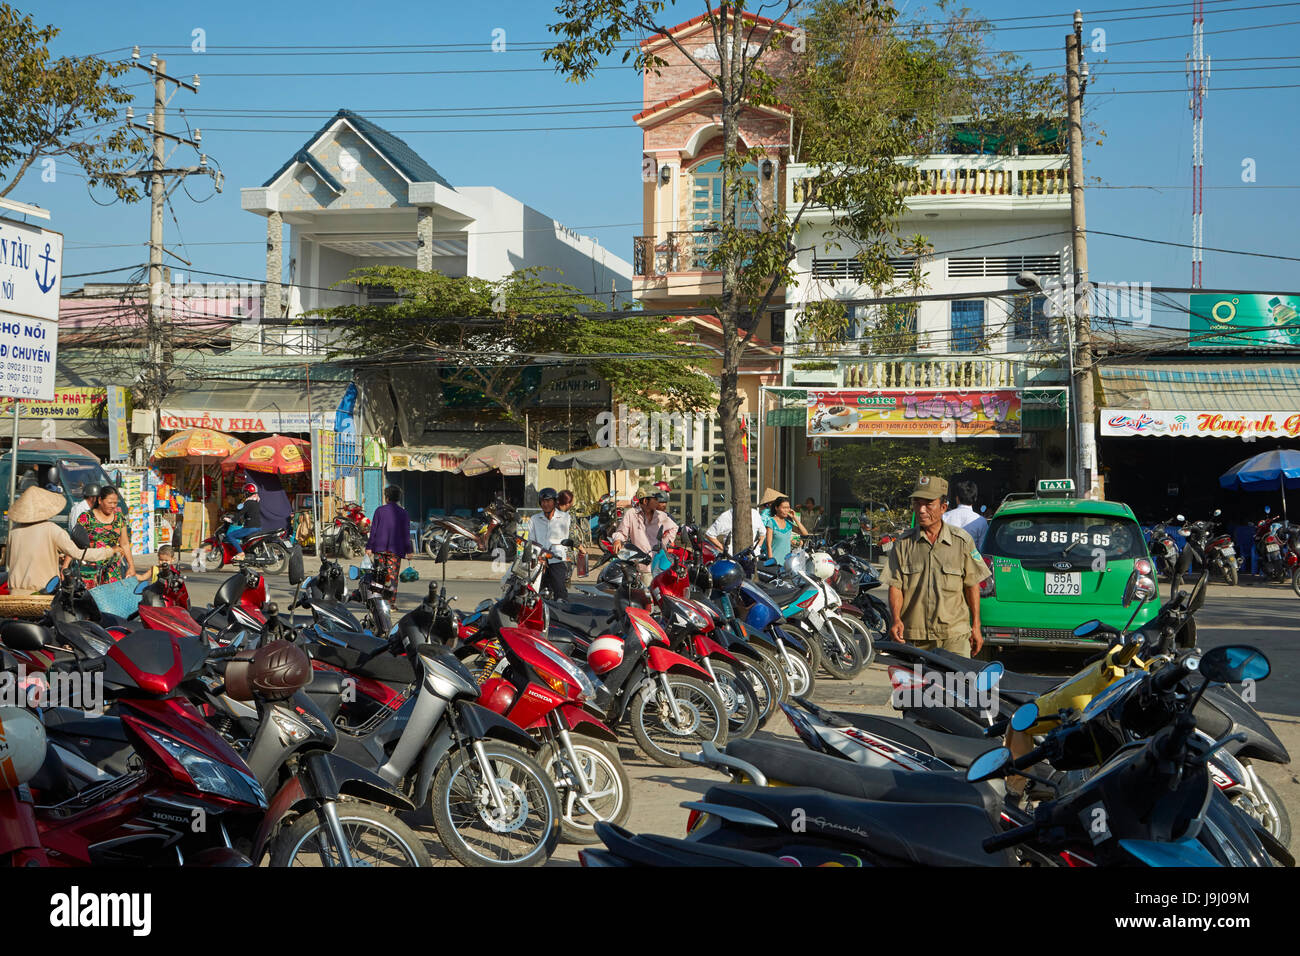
[145,729,267,809]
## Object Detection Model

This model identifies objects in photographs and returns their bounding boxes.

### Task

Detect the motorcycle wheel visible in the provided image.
[1235,775,1292,850]
[339,530,363,560]
[818,618,866,680]
[629,675,728,768]
[767,641,814,699]
[1223,561,1239,588]
[197,543,224,573]
[422,533,442,560]
[255,540,289,575]
[709,659,762,740]
[269,802,431,867]
[430,744,560,867]
[535,738,631,845]
[745,647,788,728]
[841,615,878,670]
[1293,567,1300,598]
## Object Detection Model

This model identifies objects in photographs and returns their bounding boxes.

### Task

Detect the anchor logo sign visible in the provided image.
[34,242,58,294]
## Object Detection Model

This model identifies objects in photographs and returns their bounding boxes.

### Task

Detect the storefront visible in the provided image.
[1098,356,1300,523]
[386,430,528,524]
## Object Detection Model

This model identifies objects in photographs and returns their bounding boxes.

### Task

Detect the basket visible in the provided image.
[0,594,54,620]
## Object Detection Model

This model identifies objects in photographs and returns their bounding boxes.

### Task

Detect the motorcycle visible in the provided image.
[1182,510,1239,587]
[319,500,370,560]
[1252,507,1291,583]
[1144,514,1186,581]
[423,495,518,563]
[194,513,291,575]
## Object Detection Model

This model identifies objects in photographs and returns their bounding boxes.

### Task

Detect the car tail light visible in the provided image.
[979,556,995,597]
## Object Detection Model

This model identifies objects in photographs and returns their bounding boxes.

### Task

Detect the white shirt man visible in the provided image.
[943,504,988,552]
[68,495,94,534]
[705,507,765,554]
[527,508,570,563]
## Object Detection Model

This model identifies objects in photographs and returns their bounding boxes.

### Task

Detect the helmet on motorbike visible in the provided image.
[243,483,257,495]
[596,561,628,594]
[225,640,312,702]
[538,487,557,504]
[809,552,836,581]
[709,558,745,593]
[0,708,47,790]
[587,635,625,675]
[82,482,102,501]
[784,550,809,577]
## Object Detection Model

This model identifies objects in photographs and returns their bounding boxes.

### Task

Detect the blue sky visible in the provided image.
[13,0,1300,333]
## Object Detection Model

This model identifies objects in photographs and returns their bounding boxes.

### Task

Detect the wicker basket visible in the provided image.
[0,594,54,620]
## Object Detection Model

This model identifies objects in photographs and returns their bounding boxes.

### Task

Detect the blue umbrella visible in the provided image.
[1220,449,1300,519]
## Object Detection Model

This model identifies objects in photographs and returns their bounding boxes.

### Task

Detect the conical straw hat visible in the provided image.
[10,486,66,524]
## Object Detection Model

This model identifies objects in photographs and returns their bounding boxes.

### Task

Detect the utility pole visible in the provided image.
[126,50,219,462]
[1066,13,1100,499]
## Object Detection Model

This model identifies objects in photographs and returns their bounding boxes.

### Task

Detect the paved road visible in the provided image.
[178,560,1300,865]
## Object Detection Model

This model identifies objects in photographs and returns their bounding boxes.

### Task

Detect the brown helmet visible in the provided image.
[224,640,311,702]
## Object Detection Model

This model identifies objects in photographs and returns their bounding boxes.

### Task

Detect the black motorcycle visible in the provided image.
[1183,509,1239,587]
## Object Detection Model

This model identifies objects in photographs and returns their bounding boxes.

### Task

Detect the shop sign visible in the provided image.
[1190,293,1300,348]
[387,448,471,472]
[805,389,1021,438]
[1102,408,1300,439]
[0,386,105,418]
[159,409,329,433]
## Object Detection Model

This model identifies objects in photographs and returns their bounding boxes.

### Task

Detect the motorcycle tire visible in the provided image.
[1237,775,1292,850]
[197,543,225,573]
[1293,567,1300,599]
[709,659,762,740]
[269,802,431,867]
[1223,562,1239,588]
[768,640,815,700]
[818,618,866,680]
[535,738,631,845]
[841,615,878,670]
[629,675,728,768]
[422,533,442,560]
[255,540,289,575]
[340,530,364,560]
[430,743,561,867]
[745,647,789,728]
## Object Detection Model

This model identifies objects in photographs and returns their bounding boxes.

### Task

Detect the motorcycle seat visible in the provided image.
[701,783,1011,867]
[547,601,619,637]
[761,582,807,606]
[725,738,1004,822]
[837,712,998,770]
[240,529,279,545]
[310,640,415,687]
[594,822,789,867]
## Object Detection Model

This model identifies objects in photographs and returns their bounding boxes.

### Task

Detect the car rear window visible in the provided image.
[985,513,1146,563]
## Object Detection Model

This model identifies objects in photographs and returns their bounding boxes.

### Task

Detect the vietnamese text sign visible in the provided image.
[0,218,63,322]
[0,387,105,418]
[0,315,57,401]
[108,386,129,461]
[159,409,330,434]
[1102,408,1300,439]
[1189,293,1300,348]
[806,389,1021,438]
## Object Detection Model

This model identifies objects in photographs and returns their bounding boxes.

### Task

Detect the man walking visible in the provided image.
[527,487,570,600]
[881,476,990,656]
[943,480,989,552]
[611,486,677,585]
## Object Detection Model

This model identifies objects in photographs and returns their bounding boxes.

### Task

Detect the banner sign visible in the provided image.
[0,387,104,418]
[386,447,472,473]
[1189,293,1300,348]
[806,389,1021,438]
[0,218,62,322]
[159,409,330,434]
[1101,408,1300,439]
[108,386,129,461]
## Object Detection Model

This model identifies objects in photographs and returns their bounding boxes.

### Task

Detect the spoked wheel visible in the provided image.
[194,543,224,572]
[708,659,761,740]
[1292,567,1300,598]
[430,744,560,867]
[1222,561,1239,588]
[818,618,866,680]
[841,615,878,670]
[770,637,817,699]
[270,802,431,867]
[742,649,787,729]
[1233,775,1292,850]
[422,533,443,560]
[536,738,631,845]
[254,540,289,575]
[629,676,728,768]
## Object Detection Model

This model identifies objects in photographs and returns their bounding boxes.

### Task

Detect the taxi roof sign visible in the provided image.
[1037,478,1076,496]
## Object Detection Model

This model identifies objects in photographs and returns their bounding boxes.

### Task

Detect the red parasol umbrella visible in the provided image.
[221,435,311,475]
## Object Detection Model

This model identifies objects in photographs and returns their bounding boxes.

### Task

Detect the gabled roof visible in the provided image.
[261,109,453,190]
[641,7,795,49]
[634,80,792,125]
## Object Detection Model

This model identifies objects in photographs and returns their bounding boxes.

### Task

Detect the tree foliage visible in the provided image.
[312,265,716,428]
[0,4,146,201]
[823,438,1002,511]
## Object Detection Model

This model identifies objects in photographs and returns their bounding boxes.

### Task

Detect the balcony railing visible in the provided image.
[632,229,731,277]
[788,156,1069,209]
[787,354,1065,390]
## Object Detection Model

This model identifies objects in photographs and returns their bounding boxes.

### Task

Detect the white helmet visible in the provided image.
[809,552,836,581]
[0,707,47,790]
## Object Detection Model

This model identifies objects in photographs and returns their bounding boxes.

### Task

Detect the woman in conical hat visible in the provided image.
[7,487,116,595]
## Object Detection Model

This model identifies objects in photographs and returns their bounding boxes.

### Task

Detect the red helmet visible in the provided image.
[586,635,625,675]
[243,483,257,494]
[653,481,672,494]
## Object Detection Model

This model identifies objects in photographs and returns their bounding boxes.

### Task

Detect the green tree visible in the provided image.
[545,0,1058,549]
[0,5,145,201]
[823,439,1002,512]
[313,265,715,433]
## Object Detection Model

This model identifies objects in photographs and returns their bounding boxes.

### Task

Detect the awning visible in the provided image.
[387,432,502,472]
[160,381,351,434]
[1099,361,1300,438]
[1022,388,1068,430]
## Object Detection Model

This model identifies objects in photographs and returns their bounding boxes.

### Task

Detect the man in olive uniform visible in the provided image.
[881,476,991,655]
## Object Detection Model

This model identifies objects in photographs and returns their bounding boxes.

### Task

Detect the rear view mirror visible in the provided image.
[287,545,305,586]
[1265,505,1272,515]
[1176,514,1186,522]
[69,524,90,550]
[966,746,1011,783]
[1213,509,1222,517]
[436,536,451,565]
[348,565,360,580]
[134,580,149,594]
[1073,619,1102,638]
[975,660,1004,695]
[43,576,60,594]
[1009,702,1039,732]
[1199,645,1270,685]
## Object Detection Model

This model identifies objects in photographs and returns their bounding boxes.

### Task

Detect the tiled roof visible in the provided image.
[641,7,795,48]
[634,81,791,123]
[261,109,453,190]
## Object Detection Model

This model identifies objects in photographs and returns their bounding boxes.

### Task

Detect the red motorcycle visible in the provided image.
[195,513,291,575]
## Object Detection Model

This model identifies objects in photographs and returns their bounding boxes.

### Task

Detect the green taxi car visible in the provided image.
[978,481,1160,651]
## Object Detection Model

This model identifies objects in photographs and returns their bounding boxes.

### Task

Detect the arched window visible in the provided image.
[687,157,761,269]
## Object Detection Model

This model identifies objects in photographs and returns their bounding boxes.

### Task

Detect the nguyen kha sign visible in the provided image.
[806,389,1021,438]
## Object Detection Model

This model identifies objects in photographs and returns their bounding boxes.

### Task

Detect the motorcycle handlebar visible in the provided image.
[983,821,1039,853]
[1152,658,1196,694]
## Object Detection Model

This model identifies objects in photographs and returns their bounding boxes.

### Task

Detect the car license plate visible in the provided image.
[1045,572,1081,596]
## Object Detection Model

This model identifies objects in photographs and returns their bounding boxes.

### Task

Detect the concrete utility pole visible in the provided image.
[126,50,219,461]
[1066,14,1100,499]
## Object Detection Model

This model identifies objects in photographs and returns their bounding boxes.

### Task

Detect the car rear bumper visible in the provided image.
[981,626,1105,650]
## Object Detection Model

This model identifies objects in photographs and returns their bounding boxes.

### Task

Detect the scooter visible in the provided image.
[1145,514,1186,581]
[194,513,291,575]
[424,495,518,563]
[1183,509,1239,586]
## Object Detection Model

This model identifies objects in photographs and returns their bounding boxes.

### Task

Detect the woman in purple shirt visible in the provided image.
[365,486,412,590]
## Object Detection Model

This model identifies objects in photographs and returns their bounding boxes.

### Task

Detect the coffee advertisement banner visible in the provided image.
[806,389,1021,438]
[1102,408,1300,439]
